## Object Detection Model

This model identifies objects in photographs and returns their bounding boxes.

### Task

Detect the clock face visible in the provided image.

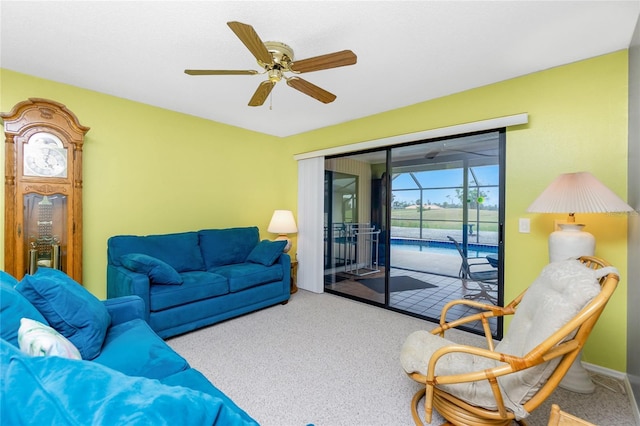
[23,133,68,178]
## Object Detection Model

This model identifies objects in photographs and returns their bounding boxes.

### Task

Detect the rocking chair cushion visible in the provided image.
[495,259,604,408]
[401,330,498,405]
[401,259,608,420]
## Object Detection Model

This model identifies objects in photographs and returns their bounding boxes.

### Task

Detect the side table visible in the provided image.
[290,260,298,294]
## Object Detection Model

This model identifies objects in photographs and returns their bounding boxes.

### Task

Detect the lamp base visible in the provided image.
[274,235,292,253]
[558,353,596,394]
[548,223,596,393]
[548,223,595,263]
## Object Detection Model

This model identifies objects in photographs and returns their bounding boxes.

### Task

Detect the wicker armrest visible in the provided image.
[435,300,513,349]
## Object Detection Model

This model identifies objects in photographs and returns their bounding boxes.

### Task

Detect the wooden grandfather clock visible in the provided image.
[2,98,90,283]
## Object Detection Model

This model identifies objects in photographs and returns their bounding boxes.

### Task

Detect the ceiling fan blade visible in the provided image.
[227,21,273,66]
[248,80,276,107]
[289,50,357,73]
[286,77,336,104]
[184,69,259,76]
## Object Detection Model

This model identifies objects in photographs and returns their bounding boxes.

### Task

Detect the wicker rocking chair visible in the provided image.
[400,256,619,426]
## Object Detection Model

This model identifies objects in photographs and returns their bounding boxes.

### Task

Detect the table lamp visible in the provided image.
[527,171,634,393]
[527,171,634,263]
[268,210,298,253]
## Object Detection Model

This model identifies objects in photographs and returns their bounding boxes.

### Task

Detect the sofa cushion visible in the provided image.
[120,253,184,285]
[246,239,286,266]
[94,318,189,379]
[1,273,48,347]
[1,339,258,426]
[149,271,229,312]
[212,263,283,293]
[1,270,19,286]
[18,318,82,359]
[199,227,260,269]
[16,268,111,360]
[161,369,258,425]
[108,231,205,272]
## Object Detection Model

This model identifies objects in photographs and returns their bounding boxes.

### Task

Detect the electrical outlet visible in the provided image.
[519,218,530,233]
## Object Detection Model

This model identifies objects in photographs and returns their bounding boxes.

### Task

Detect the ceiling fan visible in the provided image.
[184,21,357,107]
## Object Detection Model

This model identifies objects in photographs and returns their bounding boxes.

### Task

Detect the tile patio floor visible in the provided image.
[325,228,501,335]
[325,252,500,336]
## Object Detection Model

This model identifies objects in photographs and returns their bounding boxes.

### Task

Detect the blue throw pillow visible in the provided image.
[245,240,286,266]
[1,272,49,347]
[120,253,183,285]
[16,268,111,360]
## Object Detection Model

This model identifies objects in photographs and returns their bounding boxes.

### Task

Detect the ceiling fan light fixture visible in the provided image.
[262,41,294,68]
[268,68,282,82]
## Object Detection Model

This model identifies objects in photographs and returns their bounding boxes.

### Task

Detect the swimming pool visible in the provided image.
[390,238,497,258]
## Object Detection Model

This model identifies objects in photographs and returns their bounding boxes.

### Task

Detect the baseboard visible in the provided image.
[583,362,640,425]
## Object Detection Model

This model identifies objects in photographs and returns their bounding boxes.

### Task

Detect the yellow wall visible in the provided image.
[283,51,630,371]
[1,50,630,371]
[0,69,291,295]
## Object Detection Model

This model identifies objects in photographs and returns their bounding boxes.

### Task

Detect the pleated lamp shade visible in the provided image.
[527,171,634,265]
[527,171,634,217]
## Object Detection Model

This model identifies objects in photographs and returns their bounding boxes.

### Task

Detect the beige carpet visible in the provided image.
[166,290,636,426]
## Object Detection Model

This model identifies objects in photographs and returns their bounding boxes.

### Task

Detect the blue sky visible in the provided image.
[391,165,499,206]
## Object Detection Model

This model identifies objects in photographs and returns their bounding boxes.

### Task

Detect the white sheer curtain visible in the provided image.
[296,157,325,293]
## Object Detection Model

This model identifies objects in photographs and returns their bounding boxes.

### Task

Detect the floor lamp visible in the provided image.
[527,171,634,393]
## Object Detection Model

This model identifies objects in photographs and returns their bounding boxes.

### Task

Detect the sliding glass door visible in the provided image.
[323,131,504,337]
[324,155,387,305]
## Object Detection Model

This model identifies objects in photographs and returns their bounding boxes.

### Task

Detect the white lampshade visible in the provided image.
[268,210,297,253]
[527,171,633,263]
[527,171,634,217]
[268,210,298,234]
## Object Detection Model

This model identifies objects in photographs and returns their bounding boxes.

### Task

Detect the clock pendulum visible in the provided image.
[36,195,54,263]
[27,195,62,273]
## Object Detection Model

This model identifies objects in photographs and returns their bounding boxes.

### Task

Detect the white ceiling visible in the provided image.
[2,1,639,138]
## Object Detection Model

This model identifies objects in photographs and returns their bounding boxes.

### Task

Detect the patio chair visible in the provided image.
[447,236,498,304]
[400,256,619,426]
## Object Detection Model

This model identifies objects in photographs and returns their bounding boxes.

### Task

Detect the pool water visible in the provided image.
[390,239,497,258]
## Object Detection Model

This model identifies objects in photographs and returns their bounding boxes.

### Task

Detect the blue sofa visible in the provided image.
[107,226,291,339]
[0,268,258,425]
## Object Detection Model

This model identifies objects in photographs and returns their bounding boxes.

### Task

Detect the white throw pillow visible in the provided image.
[18,318,82,360]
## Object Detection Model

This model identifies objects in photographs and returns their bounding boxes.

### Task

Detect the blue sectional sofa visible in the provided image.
[107,226,291,338]
[0,268,258,425]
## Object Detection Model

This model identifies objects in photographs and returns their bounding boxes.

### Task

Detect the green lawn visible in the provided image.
[390,207,498,231]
